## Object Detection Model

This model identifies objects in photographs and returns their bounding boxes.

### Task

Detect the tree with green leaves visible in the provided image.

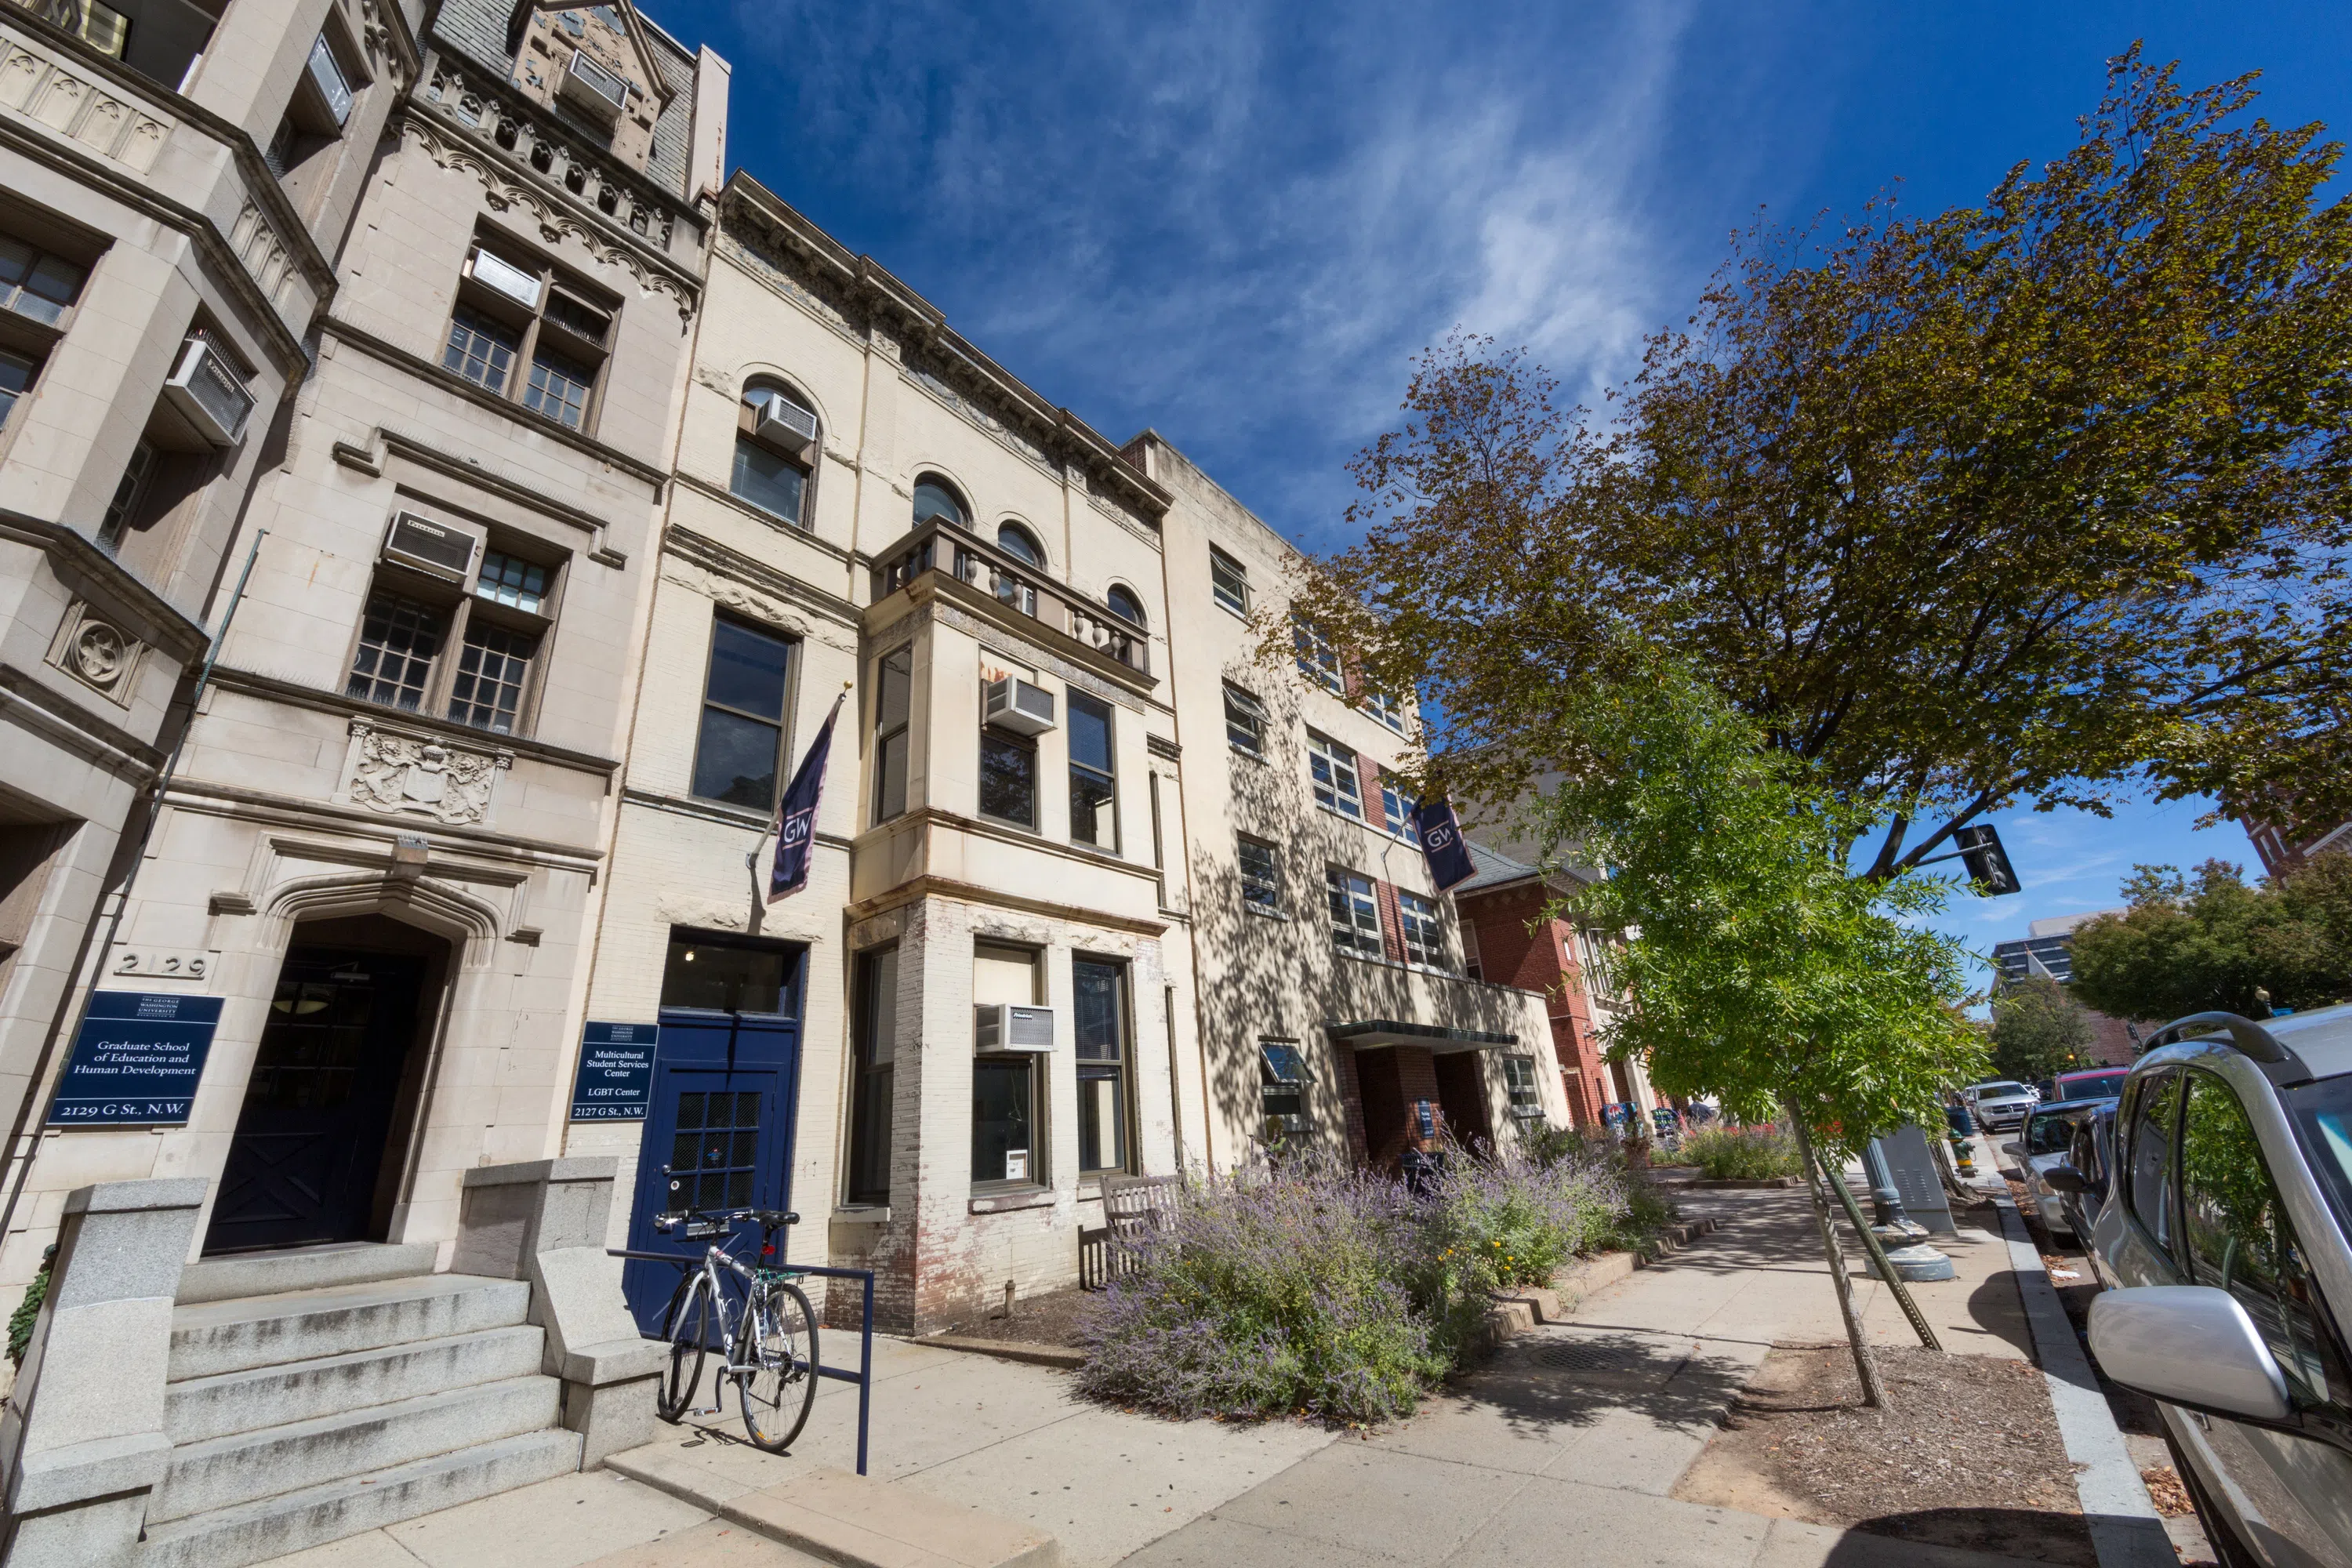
[1537,662,1984,1405]
[2068,854,2352,1021]
[1300,50,2352,877]
[1987,976,2100,1084]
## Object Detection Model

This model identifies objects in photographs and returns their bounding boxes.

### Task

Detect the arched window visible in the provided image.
[913,477,967,529]
[1105,585,1145,627]
[731,382,817,525]
[996,521,1043,567]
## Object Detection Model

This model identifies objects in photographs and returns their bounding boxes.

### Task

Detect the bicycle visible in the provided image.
[649,1207,820,1452]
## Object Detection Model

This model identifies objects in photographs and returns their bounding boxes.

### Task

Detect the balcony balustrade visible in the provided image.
[876,519,1149,678]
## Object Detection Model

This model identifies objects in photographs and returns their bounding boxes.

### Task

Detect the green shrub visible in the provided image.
[1427,1142,1624,1290]
[8,1247,54,1367]
[1679,1125,1803,1181]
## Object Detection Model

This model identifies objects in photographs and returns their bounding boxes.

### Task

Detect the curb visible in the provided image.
[1991,1196,2173,1568]
[1479,1216,1722,1351]
[913,1334,1087,1370]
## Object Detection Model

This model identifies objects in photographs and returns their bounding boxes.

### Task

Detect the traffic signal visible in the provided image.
[1952,823,2020,896]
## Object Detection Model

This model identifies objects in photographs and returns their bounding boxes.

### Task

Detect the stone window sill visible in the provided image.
[1244,902,1288,921]
[969,1185,1054,1214]
[831,1205,890,1224]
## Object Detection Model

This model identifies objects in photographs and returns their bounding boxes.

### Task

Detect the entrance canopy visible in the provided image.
[1323,1019,1516,1054]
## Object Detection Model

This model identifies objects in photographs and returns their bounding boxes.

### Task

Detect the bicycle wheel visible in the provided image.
[736,1276,819,1452]
[658,1272,714,1424]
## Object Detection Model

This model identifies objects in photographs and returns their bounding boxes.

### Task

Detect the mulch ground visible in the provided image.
[1677,1344,2096,1566]
[940,1286,1097,1348]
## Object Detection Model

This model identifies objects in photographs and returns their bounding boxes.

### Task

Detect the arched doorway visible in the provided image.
[202,914,451,1255]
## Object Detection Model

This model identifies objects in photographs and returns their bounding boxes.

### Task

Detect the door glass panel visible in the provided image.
[662,935,789,1013]
[667,1084,764,1212]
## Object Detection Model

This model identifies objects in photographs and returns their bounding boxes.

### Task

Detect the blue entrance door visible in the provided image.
[622,1007,802,1334]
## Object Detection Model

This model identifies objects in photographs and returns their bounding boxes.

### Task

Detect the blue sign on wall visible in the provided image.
[48,992,224,1127]
[570,1022,659,1120]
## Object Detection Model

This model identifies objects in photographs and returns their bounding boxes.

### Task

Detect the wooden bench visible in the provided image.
[1077,1173,1180,1290]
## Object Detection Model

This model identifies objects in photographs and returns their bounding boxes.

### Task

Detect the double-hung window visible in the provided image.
[1210,546,1249,615]
[0,236,88,439]
[1364,688,1409,733]
[1503,1058,1543,1119]
[1260,1041,1308,1131]
[732,383,818,524]
[873,647,913,822]
[1293,614,1343,694]
[1327,868,1383,959]
[1223,683,1265,758]
[1237,834,1280,911]
[347,522,559,735]
[973,944,1042,1186]
[1074,958,1131,1174]
[445,239,615,432]
[1398,889,1445,969]
[1069,692,1116,849]
[1381,772,1420,842]
[847,946,897,1204]
[1307,732,1363,819]
[690,615,794,810]
[979,727,1037,829]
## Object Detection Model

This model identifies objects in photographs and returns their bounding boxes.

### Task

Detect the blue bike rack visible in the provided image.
[608,1248,877,1476]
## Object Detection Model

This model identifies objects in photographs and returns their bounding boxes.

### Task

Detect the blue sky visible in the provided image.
[654,0,2351,965]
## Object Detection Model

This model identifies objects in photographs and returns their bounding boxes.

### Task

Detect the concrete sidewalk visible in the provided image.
[1123,1185,2051,1568]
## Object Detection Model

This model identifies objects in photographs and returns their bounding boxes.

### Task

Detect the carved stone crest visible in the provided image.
[50,600,140,703]
[347,720,510,825]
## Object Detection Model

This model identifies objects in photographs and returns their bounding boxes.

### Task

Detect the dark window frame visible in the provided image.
[1073,955,1133,1176]
[978,725,1038,831]
[731,382,818,526]
[1067,690,1117,851]
[872,644,913,825]
[688,612,797,811]
[444,235,618,434]
[847,945,898,1205]
[344,530,564,736]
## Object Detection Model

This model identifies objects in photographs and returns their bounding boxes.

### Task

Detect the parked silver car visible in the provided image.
[2079,1007,2352,1568]
[2009,1098,2114,1240]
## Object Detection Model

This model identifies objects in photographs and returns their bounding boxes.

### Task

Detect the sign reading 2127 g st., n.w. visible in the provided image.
[48,992,224,1127]
[568,1022,659,1120]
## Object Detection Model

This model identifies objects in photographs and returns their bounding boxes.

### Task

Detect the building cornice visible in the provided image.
[205,665,620,776]
[662,523,860,629]
[720,174,1171,527]
[0,510,209,661]
[844,871,1168,938]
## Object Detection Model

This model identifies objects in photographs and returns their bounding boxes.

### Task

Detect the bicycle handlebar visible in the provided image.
[652,1207,800,1236]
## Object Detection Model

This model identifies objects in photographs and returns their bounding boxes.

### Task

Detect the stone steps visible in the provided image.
[175,1242,439,1305]
[164,1322,547,1445]
[147,1373,561,1524]
[169,1272,531,1380]
[138,1426,584,1568]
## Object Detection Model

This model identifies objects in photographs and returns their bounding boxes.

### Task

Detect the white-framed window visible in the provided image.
[1238,834,1280,911]
[1363,688,1409,732]
[1307,732,1363,819]
[444,240,615,432]
[1210,546,1249,615]
[1502,1057,1543,1119]
[1326,867,1383,959]
[1398,889,1445,969]
[1381,772,1420,843]
[1292,614,1342,694]
[1260,1040,1309,1130]
[1224,683,1265,758]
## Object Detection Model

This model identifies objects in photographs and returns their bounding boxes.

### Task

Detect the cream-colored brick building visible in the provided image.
[0,0,728,1295]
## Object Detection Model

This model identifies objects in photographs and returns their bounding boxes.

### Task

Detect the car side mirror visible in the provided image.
[2002,1140,2025,1158]
[2089,1286,2293,1424]
[2042,1163,2089,1197]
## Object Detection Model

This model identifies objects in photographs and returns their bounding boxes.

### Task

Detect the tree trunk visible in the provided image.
[1784,1096,1884,1408]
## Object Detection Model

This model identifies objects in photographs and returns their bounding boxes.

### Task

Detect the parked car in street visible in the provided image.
[2039,1066,2130,1103]
[1970,1080,2041,1132]
[2008,1098,2116,1239]
[2054,1102,2119,1243]
[2076,1005,2352,1568]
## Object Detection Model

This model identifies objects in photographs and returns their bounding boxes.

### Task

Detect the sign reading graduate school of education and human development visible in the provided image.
[569,1022,659,1120]
[47,992,224,1127]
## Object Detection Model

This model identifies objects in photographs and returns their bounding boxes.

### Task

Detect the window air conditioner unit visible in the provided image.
[382,510,483,583]
[983,677,1055,736]
[463,245,543,310]
[753,397,818,464]
[162,337,256,447]
[975,1004,1054,1053]
[558,48,628,122]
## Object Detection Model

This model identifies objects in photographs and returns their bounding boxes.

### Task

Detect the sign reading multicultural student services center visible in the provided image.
[569,1022,659,1120]
[48,992,224,1127]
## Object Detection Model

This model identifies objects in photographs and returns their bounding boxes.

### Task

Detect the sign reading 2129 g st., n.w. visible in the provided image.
[48,992,224,1127]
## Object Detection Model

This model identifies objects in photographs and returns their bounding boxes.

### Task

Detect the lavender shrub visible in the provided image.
[1075,1153,1467,1423]
[1076,1142,1643,1423]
